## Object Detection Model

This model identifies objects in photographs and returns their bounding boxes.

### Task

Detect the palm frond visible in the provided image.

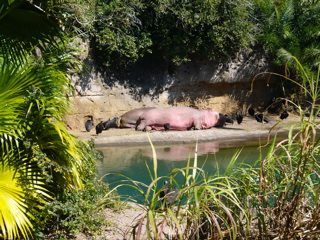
[304,46,320,69]
[0,162,34,239]
[0,0,64,63]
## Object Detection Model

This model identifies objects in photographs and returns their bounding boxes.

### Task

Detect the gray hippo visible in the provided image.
[117,107,155,128]
[136,107,227,131]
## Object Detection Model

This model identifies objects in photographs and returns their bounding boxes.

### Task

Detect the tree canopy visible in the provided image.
[59,0,319,75]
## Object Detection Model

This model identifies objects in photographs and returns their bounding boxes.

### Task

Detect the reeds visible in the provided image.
[107,58,320,239]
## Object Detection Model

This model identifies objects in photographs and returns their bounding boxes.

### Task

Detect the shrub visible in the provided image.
[32,140,121,239]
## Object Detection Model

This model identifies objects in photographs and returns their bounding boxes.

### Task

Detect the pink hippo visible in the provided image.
[136,106,227,131]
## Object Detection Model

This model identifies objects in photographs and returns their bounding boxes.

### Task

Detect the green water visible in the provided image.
[96,141,269,202]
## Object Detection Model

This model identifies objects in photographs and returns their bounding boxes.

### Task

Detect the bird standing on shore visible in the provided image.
[254,113,269,123]
[248,108,255,116]
[236,114,243,124]
[225,115,234,125]
[85,115,94,132]
[280,109,289,120]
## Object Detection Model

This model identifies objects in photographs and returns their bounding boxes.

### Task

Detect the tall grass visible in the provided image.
[250,59,320,239]
[111,140,248,239]
[107,58,320,239]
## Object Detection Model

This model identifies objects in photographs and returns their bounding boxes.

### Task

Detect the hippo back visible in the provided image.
[118,107,155,128]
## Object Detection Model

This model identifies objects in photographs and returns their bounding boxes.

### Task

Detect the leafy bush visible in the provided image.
[253,0,320,71]
[142,0,253,64]
[32,140,121,239]
[67,0,253,69]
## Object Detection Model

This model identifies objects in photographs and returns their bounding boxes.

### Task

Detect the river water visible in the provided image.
[96,139,271,201]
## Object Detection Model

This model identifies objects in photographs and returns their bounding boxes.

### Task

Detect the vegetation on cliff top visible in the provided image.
[57,0,320,74]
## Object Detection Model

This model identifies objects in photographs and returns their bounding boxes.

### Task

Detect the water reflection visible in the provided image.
[139,142,219,161]
[96,141,268,200]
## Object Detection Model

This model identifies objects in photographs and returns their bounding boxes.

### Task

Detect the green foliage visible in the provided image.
[33,183,108,239]
[67,0,253,68]
[143,0,253,64]
[61,0,319,74]
[0,163,35,239]
[0,1,102,239]
[253,59,320,238]
[253,0,320,71]
[0,0,65,64]
[93,0,152,68]
[32,147,117,239]
[113,138,246,239]
[0,53,100,238]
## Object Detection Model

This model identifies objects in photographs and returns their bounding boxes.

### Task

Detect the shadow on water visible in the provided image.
[96,137,275,202]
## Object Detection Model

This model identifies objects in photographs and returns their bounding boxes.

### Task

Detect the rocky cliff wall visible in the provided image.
[64,39,280,131]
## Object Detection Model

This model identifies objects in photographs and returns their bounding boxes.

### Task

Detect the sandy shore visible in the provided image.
[70,115,300,147]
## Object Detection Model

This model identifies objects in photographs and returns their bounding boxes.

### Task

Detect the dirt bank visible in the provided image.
[70,115,300,147]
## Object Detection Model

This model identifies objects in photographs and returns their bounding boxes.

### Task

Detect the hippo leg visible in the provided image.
[136,119,146,131]
[145,126,152,131]
[136,121,152,131]
[193,122,202,130]
[136,125,143,131]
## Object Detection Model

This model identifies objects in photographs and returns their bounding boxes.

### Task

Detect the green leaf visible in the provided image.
[0,163,33,239]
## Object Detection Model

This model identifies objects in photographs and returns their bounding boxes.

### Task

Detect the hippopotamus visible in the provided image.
[96,117,118,135]
[117,107,155,128]
[136,107,227,131]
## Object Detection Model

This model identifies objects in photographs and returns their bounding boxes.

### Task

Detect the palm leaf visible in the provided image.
[0,0,64,63]
[0,162,33,239]
[0,1,93,238]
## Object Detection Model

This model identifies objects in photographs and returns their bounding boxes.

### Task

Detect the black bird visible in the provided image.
[103,117,118,130]
[164,123,171,131]
[280,109,289,120]
[248,108,255,116]
[96,117,119,135]
[236,114,243,124]
[225,115,234,125]
[159,181,178,207]
[96,121,104,135]
[254,113,269,123]
[85,115,93,132]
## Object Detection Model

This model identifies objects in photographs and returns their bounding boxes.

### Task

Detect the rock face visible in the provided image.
[64,39,280,131]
